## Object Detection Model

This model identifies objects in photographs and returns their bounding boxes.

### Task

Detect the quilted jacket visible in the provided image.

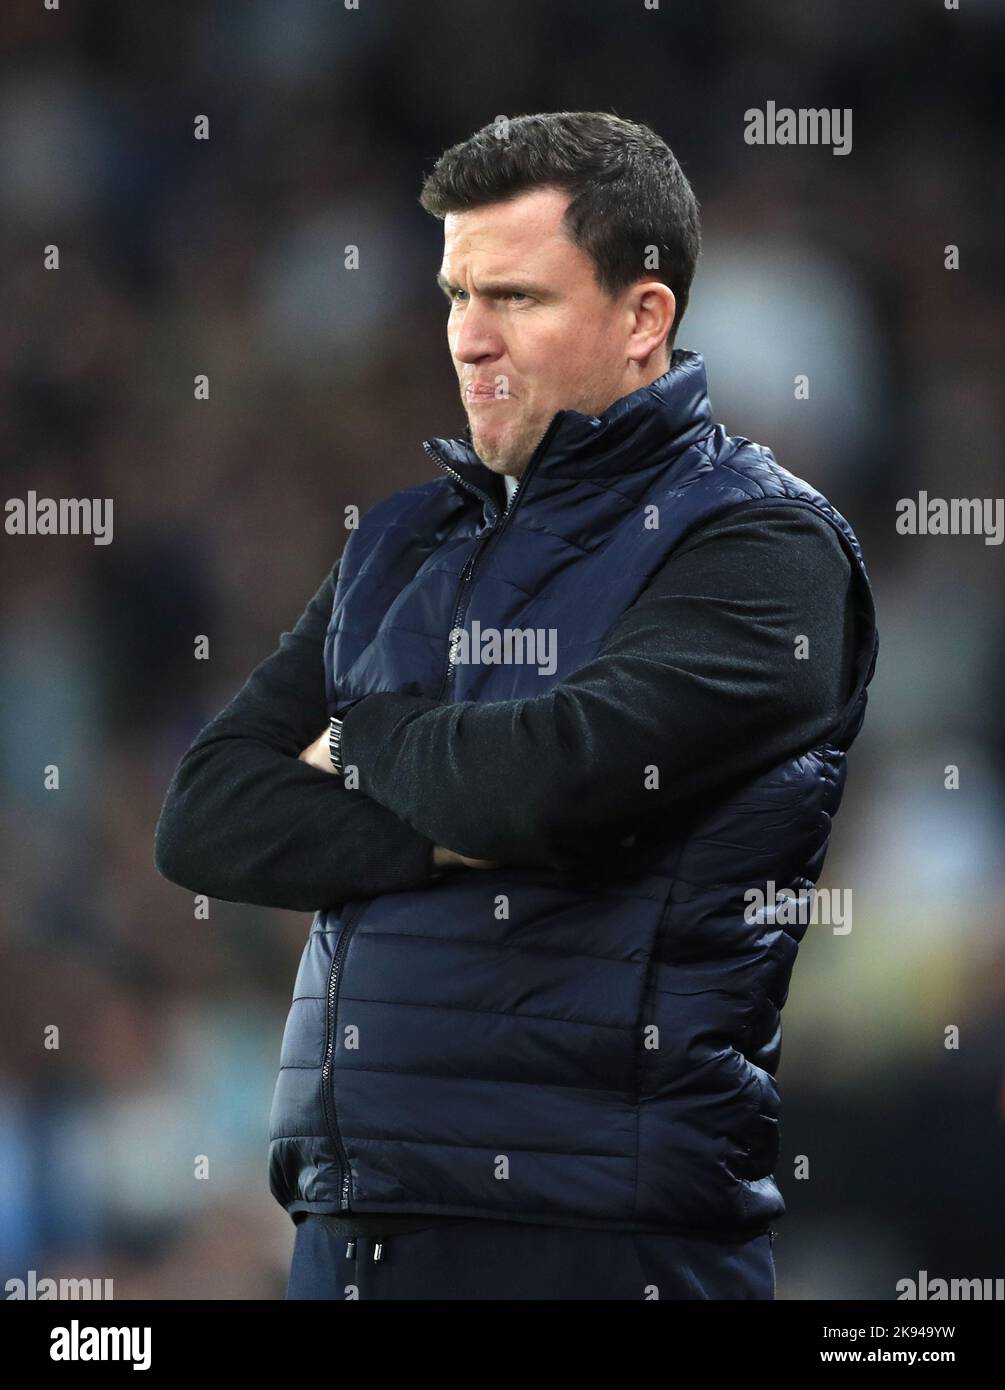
[267,349,879,1237]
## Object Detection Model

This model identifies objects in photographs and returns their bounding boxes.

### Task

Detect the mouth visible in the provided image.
[464,383,514,402]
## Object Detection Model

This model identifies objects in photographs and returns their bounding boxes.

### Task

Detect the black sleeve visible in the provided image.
[338,502,860,872]
[153,559,438,912]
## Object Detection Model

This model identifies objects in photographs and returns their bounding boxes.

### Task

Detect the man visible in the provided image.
[155,111,878,1300]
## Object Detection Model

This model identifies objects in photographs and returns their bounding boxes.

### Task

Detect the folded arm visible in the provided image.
[337,503,859,872]
[153,560,437,912]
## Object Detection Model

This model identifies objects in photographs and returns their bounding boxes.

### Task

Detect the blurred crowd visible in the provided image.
[1,0,1002,1299]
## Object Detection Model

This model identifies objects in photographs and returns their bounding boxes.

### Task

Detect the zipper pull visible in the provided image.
[373,1241,383,1262]
[346,1238,356,1260]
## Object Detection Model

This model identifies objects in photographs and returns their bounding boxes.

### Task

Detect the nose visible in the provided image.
[450,297,501,365]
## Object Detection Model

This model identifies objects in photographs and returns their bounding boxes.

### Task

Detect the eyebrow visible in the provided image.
[436,272,548,298]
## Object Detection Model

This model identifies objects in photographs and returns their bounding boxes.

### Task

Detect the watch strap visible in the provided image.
[328,715,344,775]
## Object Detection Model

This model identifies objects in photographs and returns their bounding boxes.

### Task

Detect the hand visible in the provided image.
[432,845,500,871]
[298,728,337,774]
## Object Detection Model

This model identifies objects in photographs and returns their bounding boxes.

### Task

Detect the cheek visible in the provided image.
[562,313,611,366]
[546,329,609,393]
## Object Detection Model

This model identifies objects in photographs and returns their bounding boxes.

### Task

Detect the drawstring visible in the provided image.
[344,1237,387,1261]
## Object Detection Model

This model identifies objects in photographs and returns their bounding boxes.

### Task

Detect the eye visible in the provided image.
[447,288,529,304]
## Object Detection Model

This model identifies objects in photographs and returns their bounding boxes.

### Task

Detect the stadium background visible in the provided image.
[1,0,1002,1299]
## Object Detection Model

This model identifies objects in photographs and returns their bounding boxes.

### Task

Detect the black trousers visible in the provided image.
[286,1215,776,1300]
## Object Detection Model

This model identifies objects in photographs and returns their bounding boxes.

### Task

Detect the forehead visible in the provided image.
[442,186,579,270]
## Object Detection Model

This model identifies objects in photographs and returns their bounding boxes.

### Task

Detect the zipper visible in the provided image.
[320,899,370,1211]
[441,526,497,695]
[422,416,562,697]
[421,439,499,521]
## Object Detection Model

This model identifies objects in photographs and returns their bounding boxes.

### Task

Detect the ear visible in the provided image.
[627,281,676,364]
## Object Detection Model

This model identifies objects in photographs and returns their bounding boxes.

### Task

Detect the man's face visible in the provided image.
[438,186,660,478]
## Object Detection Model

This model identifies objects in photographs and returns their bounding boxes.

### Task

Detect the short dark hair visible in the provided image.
[419,111,701,352]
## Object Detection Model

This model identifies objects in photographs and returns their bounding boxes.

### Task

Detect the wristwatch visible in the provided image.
[328,715,345,775]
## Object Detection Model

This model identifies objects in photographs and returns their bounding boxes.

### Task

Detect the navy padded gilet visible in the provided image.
[267,350,879,1238]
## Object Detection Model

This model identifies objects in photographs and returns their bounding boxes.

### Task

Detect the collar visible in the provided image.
[422,349,715,515]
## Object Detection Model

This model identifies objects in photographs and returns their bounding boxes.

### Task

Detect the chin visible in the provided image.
[472,434,506,468]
